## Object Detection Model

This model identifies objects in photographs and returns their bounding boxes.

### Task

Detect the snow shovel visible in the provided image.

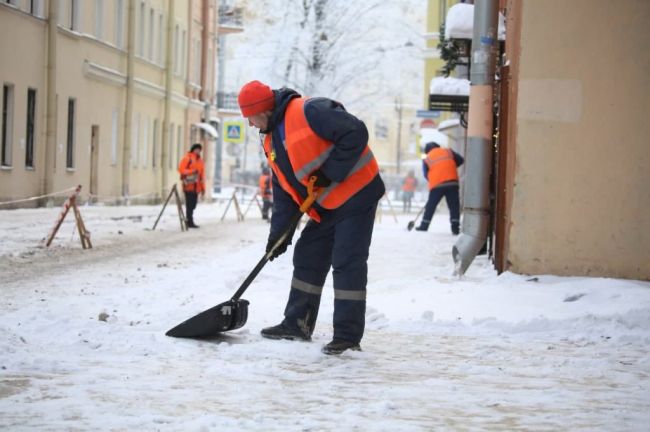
[166,177,320,338]
[407,206,425,231]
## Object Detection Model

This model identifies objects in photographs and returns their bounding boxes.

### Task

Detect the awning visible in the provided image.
[194,122,219,139]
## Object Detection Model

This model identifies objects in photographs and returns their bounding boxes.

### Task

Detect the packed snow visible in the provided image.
[1,194,649,430]
[444,3,507,41]
[430,77,470,97]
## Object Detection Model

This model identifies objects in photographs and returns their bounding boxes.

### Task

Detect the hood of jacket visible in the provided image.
[265,87,301,133]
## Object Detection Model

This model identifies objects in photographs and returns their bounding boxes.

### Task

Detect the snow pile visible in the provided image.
[444,3,507,41]
[430,76,470,96]
[1,203,649,430]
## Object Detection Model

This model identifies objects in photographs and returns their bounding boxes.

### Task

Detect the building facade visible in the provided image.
[0,0,227,206]
[497,0,650,280]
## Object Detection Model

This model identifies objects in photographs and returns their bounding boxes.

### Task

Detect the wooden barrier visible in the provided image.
[151,184,187,231]
[44,185,92,249]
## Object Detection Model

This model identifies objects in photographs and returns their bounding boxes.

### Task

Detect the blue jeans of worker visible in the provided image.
[418,183,460,233]
[281,203,377,344]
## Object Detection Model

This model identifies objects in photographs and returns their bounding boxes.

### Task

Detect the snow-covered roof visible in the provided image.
[194,122,219,139]
[429,77,470,96]
[444,3,506,41]
[438,118,461,131]
[419,128,450,148]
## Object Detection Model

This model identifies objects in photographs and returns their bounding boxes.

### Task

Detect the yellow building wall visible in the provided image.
[0,7,47,201]
[423,0,459,108]
[0,0,203,204]
[507,0,650,280]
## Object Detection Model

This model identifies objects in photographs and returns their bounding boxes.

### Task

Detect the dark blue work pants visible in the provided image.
[419,183,460,233]
[281,203,377,344]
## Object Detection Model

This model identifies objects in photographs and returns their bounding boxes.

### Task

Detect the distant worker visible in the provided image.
[401,170,418,213]
[259,166,273,220]
[178,143,205,229]
[415,141,464,234]
[238,80,385,355]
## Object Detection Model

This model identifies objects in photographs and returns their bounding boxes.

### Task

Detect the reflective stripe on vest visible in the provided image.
[425,148,458,190]
[263,97,379,218]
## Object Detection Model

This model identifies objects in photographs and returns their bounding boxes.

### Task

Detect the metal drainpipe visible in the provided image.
[452,0,499,275]
[44,0,58,195]
[161,0,175,198]
[122,0,136,200]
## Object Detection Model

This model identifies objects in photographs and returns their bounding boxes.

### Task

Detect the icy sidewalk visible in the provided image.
[0,205,649,430]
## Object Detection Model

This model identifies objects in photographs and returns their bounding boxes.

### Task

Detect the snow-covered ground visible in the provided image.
[1,197,649,431]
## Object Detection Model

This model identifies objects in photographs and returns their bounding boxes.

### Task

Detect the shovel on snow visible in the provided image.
[166,177,320,338]
[407,206,425,231]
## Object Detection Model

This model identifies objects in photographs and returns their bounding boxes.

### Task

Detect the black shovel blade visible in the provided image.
[165,299,250,338]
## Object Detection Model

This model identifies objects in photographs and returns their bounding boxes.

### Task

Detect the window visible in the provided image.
[58,0,65,26]
[115,0,124,48]
[66,98,75,169]
[152,119,158,168]
[138,1,145,57]
[193,39,202,84]
[148,8,155,61]
[94,0,104,39]
[70,0,80,31]
[132,112,140,167]
[158,13,164,64]
[173,25,179,73]
[111,108,118,165]
[176,125,182,166]
[2,84,14,167]
[25,89,36,168]
[181,30,186,77]
[142,116,149,167]
[168,123,174,169]
[30,0,44,17]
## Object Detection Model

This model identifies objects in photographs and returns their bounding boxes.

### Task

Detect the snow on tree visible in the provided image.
[229,0,423,115]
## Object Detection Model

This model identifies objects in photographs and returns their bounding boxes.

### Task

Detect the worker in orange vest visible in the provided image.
[258,166,272,220]
[238,80,385,355]
[178,143,205,228]
[401,170,418,213]
[415,141,464,234]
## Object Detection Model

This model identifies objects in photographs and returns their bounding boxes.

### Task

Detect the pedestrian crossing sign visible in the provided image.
[223,120,245,143]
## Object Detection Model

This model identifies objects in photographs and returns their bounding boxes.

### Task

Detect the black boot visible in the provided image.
[321,339,361,355]
[261,322,311,341]
[187,219,200,228]
[415,220,430,231]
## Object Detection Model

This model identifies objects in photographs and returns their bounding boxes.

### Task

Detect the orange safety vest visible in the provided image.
[178,152,205,193]
[424,147,458,190]
[259,174,272,199]
[402,176,417,192]
[263,97,379,222]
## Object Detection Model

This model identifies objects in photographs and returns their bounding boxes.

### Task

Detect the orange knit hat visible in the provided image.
[238,81,275,117]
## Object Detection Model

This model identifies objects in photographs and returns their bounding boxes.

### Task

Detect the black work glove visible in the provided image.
[266,235,290,261]
[311,169,332,188]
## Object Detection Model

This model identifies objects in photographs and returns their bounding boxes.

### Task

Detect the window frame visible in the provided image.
[25,88,36,169]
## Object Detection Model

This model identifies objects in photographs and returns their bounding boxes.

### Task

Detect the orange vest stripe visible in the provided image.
[262,97,379,219]
[425,148,458,190]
